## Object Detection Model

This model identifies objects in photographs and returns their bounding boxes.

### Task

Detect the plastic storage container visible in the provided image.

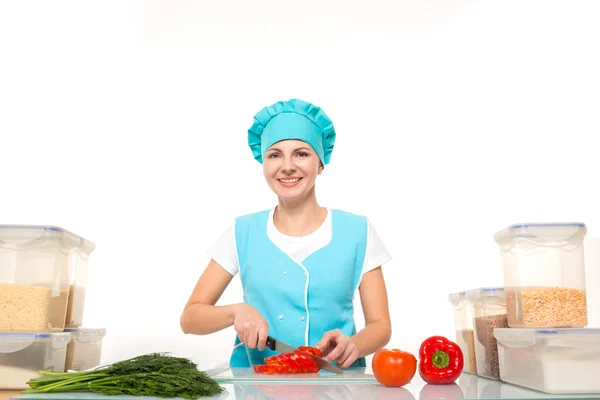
[0,332,71,389]
[493,222,588,329]
[448,291,477,374]
[65,328,106,371]
[467,287,508,380]
[65,239,96,328]
[495,328,600,394]
[0,225,94,332]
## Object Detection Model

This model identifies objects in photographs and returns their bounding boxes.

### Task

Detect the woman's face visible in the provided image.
[263,139,323,201]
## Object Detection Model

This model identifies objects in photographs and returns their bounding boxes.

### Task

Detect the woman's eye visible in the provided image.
[296,152,308,157]
[268,153,280,158]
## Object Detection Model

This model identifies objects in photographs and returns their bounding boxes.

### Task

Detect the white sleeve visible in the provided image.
[206,223,239,276]
[362,217,392,275]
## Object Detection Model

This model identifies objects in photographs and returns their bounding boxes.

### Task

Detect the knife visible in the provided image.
[265,336,344,374]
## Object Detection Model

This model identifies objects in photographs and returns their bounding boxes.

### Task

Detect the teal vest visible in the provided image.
[229,208,368,368]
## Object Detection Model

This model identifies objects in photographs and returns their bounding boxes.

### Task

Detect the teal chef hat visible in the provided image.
[247,99,336,165]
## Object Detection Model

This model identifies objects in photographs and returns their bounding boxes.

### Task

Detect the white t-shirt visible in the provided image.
[207,208,392,280]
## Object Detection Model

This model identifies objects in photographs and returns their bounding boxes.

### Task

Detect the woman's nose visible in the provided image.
[281,158,296,173]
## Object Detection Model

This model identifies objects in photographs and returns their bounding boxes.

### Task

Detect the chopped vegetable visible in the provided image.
[253,346,322,374]
[22,352,223,399]
[372,347,417,387]
[419,336,464,384]
[298,346,323,358]
[252,365,288,374]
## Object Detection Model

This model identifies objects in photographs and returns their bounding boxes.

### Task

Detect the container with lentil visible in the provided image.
[448,291,477,374]
[467,287,508,380]
[494,222,588,328]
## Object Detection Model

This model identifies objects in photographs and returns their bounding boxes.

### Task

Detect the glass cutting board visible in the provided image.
[211,367,376,384]
[10,390,230,400]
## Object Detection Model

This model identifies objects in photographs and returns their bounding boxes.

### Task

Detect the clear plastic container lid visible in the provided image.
[448,291,466,307]
[494,328,600,348]
[0,225,95,252]
[0,225,74,247]
[468,287,505,298]
[65,328,106,343]
[494,222,587,247]
[0,332,72,353]
[467,287,506,313]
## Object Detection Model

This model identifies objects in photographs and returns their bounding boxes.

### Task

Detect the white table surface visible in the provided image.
[219,373,600,400]
[6,372,600,400]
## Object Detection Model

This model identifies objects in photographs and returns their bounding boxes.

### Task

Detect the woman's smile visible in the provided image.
[278,177,303,187]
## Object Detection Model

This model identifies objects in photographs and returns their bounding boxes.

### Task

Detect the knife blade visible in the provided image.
[265,336,344,374]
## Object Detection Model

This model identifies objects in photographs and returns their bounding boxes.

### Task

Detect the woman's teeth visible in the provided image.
[278,177,302,187]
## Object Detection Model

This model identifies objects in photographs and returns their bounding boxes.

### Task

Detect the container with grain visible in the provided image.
[0,225,95,332]
[494,327,600,394]
[0,332,71,389]
[64,328,106,371]
[65,237,95,328]
[448,291,477,374]
[494,222,588,328]
[467,287,508,380]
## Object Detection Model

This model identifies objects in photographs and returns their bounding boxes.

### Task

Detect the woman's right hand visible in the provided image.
[233,303,269,351]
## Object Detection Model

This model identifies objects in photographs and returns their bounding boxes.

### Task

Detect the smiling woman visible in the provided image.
[263,141,323,213]
[180,98,393,371]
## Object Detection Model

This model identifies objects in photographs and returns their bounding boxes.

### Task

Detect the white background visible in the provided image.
[1,0,599,371]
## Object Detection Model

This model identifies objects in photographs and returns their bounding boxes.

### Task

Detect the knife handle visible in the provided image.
[265,336,276,351]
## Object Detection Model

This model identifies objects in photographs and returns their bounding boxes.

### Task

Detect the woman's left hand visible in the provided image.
[315,329,359,368]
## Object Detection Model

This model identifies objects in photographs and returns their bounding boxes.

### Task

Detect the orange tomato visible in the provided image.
[372,348,417,387]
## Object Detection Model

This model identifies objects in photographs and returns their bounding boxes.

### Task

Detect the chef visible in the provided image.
[180,98,393,369]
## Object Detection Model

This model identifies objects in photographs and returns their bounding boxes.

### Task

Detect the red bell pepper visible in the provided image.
[418,336,464,384]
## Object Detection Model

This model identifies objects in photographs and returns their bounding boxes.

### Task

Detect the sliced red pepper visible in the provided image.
[282,353,299,373]
[293,350,318,372]
[253,345,324,374]
[294,355,309,373]
[298,346,323,358]
[252,364,287,374]
[264,355,284,366]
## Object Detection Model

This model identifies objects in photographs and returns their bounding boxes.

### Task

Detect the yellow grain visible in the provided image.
[506,287,587,328]
[0,284,51,331]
